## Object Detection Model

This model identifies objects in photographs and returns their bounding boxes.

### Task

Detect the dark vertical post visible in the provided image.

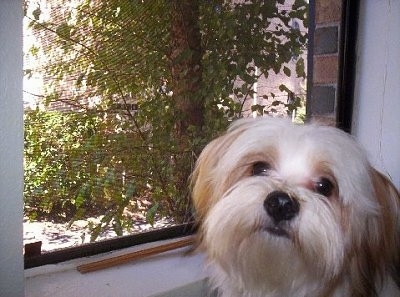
[336,0,360,132]
[305,0,315,122]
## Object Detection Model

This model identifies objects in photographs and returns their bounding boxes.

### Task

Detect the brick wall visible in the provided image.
[308,0,342,124]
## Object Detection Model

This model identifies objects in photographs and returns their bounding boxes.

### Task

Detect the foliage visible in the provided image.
[24,107,194,236]
[24,0,308,240]
[200,0,308,119]
[24,111,134,224]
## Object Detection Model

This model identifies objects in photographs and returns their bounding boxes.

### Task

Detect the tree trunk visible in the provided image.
[170,0,204,135]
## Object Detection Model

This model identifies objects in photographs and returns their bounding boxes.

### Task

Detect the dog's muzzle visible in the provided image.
[264,191,300,223]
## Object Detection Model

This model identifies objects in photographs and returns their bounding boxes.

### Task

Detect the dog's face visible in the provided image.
[191,117,400,297]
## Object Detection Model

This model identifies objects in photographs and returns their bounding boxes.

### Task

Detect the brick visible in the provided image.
[314,26,338,55]
[309,86,336,115]
[313,55,338,84]
[316,0,342,24]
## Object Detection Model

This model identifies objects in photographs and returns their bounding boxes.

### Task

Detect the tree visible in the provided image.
[170,0,204,135]
[24,0,308,240]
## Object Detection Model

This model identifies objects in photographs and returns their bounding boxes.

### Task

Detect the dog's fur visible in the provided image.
[191,117,400,297]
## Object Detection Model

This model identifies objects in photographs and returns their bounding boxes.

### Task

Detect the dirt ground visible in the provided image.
[23,215,175,252]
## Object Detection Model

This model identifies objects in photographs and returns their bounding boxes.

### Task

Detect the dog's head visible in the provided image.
[191,117,400,296]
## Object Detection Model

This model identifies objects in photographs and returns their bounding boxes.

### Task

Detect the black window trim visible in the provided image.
[25,223,195,269]
[337,0,360,133]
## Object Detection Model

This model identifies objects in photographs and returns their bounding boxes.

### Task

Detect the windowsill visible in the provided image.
[24,237,209,297]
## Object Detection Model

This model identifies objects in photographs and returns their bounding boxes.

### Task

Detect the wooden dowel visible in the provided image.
[77,236,195,274]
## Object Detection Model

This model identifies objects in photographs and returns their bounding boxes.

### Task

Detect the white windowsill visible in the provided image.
[24,238,210,297]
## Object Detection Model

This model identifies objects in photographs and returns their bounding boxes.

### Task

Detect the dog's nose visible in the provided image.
[264,191,299,222]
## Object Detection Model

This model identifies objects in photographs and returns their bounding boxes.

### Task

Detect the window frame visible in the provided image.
[336,0,360,132]
[24,223,195,269]
[23,0,360,269]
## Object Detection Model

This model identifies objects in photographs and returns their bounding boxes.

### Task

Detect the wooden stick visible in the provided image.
[77,236,195,274]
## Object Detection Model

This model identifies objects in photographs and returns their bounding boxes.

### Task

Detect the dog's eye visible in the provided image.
[252,162,271,176]
[314,178,334,197]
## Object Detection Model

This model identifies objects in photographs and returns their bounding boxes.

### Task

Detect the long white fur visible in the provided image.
[192,117,400,297]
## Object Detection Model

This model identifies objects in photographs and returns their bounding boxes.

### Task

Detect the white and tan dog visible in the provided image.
[191,117,400,297]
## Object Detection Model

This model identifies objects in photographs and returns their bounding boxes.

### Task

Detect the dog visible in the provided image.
[191,117,400,297]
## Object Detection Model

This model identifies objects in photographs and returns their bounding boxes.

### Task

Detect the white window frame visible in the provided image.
[0,1,25,297]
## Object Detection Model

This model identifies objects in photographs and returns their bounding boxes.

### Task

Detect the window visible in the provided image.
[23,0,308,266]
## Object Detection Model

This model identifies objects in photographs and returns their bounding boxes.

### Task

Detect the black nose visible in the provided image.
[264,191,299,222]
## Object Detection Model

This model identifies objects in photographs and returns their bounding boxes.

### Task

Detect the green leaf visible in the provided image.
[283,66,291,77]
[271,100,283,106]
[146,202,159,226]
[278,84,291,93]
[251,104,265,113]
[295,57,306,78]
[125,183,136,199]
[32,7,41,21]
[56,23,71,39]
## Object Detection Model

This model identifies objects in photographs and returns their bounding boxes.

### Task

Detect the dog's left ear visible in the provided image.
[370,168,400,287]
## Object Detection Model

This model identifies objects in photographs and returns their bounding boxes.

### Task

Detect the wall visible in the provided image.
[352,0,400,188]
[0,1,24,297]
[307,0,342,123]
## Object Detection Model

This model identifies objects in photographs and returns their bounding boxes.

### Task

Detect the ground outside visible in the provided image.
[23,215,175,252]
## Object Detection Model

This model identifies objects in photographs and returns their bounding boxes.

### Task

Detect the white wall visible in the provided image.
[0,1,24,297]
[352,0,400,189]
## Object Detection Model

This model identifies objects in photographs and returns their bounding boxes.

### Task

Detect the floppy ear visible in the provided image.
[370,169,400,287]
[190,133,234,221]
[349,169,400,296]
[190,119,252,221]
